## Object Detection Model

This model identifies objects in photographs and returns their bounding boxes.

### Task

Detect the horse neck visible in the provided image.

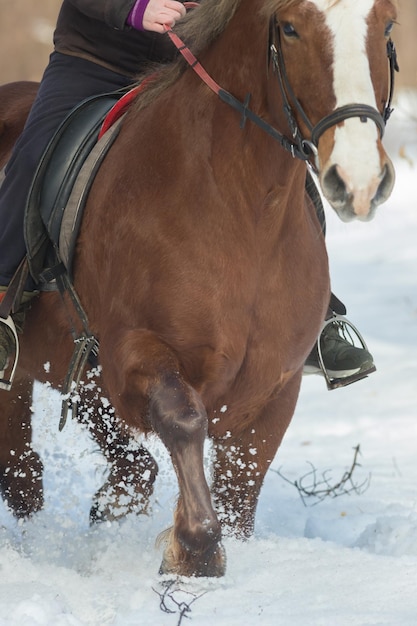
[198,0,269,111]
[186,0,305,193]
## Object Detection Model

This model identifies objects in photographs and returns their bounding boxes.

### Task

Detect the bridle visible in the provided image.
[165,20,313,161]
[165,9,399,170]
[268,17,399,167]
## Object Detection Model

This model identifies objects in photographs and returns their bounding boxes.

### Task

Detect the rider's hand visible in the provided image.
[127,0,186,34]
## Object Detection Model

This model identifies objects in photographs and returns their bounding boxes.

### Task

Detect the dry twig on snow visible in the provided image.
[272,444,371,506]
[153,579,207,625]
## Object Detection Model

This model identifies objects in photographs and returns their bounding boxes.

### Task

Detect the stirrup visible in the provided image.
[317,314,376,391]
[0,315,19,391]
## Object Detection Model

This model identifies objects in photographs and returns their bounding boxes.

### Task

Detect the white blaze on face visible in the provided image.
[309,0,382,214]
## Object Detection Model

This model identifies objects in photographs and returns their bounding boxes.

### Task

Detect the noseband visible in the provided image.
[269,18,399,166]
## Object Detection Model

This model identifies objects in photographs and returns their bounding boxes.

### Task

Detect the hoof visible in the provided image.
[158,528,227,578]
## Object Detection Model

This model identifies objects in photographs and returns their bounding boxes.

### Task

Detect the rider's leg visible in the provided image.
[0,52,133,375]
[0,52,132,287]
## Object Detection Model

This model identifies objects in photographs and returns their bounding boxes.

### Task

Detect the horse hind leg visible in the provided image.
[102,329,225,577]
[74,376,158,523]
[0,376,44,518]
[90,438,158,524]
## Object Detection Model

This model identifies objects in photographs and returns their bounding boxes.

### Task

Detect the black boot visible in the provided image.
[0,288,39,389]
[304,316,376,390]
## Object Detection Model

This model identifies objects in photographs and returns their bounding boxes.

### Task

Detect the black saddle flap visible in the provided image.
[24,91,121,281]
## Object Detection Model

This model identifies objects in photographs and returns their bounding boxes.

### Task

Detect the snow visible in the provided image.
[1,98,416,626]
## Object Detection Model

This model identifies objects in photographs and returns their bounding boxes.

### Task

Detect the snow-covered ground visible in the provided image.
[0,96,416,626]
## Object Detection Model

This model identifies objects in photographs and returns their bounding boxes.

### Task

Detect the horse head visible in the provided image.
[270,0,398,222]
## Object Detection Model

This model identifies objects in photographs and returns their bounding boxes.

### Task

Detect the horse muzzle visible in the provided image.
[318,137,396,222]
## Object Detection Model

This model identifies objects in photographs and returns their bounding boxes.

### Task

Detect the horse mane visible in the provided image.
[131,0,394,111]
[133,0,302,112]
[133,0,241,111]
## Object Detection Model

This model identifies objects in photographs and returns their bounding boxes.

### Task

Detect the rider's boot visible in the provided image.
[0,287,39,387]
[304,315,376,389]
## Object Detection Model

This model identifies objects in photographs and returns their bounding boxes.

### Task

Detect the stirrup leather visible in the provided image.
[0,315,19,391]
[317,314,376,390]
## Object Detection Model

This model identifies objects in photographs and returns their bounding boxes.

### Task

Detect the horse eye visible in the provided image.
[384,22,394,37]
[282,22,298,38]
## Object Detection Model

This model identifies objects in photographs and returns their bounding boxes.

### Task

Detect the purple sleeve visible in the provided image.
[126,0,151,31]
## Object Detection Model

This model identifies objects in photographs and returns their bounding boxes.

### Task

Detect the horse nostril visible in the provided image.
[375,162,395,204]
[321,164,349,205]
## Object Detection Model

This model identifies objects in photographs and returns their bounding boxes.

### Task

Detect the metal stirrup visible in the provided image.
[0,316,19,391]
[317,314,376,391]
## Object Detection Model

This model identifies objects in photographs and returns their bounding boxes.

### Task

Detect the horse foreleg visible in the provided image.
[211,375,301,538]
[103,329,225,577]
[150,374,226,577]
[0,376,43,517]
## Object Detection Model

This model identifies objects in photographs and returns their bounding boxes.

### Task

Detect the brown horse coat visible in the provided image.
[0,0,397,577]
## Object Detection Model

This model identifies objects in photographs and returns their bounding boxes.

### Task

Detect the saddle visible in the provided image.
[24,87,139,282]
[0,83,143,392]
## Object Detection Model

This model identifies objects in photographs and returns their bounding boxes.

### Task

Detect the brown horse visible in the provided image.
[0,0,397,577]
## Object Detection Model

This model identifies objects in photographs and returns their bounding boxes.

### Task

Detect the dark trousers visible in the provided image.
[0,52,133,287]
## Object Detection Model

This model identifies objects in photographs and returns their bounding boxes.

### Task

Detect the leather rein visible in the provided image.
[165,11,399,171]
[164,18,310,161]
